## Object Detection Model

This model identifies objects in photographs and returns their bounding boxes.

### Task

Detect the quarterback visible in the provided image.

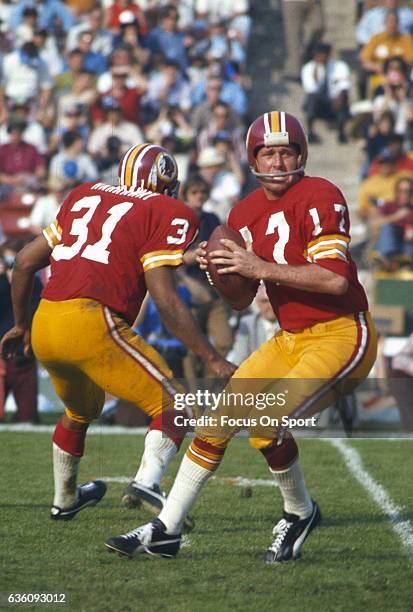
[106,113,377,564]
[0,143,235,521]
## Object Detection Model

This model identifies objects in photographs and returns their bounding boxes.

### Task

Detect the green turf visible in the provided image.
[0,433,412,612]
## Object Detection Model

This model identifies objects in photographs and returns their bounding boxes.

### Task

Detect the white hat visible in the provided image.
[197,147,225,168]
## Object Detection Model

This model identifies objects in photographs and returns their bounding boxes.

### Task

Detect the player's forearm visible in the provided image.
[260,261,348,295]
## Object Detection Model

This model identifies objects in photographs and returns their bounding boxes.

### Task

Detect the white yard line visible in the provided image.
[101,475,277,488]
[329,438,413,561]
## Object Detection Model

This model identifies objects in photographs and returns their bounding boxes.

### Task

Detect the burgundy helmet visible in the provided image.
[118,143,179,197]
[246,111,308,179]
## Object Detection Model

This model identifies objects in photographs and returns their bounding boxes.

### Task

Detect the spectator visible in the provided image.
[32,28,63,79]
[191,76,240,131]
[76,30,108,76]
[365,110,396,165]
[195,0,252,44]
[134,285,193,379]
[0,41,52,120]
[66,5,113,57]
[112,10,150,66]
[358,146,413,219]
[371,66,413,134]
[229,286,280,366]
[53,48,85,94]
[98,136,123,185]
[301,42,351,143]
[145,4,190,72]
[56,71,97,124]
[197,101,246,161]
[106,1,148,35]
[96,65,144,126]
[9,0,75,36]
[360,9,413,94]
[197,145,241,221]
[371,176,413,267]
[88,96,144,161]
[356,0,413,46]
[145,104,195,146]
[191,61,248,116]
[29,176,67,234]
[0,99,47,154]
[49,130,98,190]
[0,238,42,424]
[142,58,191,120]
[368,132,413,174]
[50,104,90,154]
[281,0,324,81]
[14,5,38,48]
[0,117,46,192]
[179,174,233,377]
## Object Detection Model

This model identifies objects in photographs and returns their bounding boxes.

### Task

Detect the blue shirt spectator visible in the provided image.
[10,0,76,35]
[191,78,247,116]
[145,6,189,72]
[356,4,413,45]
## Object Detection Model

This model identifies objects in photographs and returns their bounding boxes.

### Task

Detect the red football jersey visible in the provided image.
[42,182,199,324]
[228,176,368,331]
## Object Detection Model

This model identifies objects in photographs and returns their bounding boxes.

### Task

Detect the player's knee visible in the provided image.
[255,435,299,471]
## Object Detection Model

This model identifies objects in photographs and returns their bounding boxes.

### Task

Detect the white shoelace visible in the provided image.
[124,523,154,545]
[268,519,292,552]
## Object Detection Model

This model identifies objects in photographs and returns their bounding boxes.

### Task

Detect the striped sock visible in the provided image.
[158,438,224,534]
[271,459,313,519]
[134,429,178,489]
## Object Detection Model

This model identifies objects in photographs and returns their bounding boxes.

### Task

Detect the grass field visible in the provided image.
[1,430,412,612]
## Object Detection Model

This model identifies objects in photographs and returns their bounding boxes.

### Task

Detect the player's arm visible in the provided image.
[144,265,236,378]
[210,239,348,295]
[0,235,52,359]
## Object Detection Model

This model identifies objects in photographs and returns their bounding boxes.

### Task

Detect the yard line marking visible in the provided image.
[101,475,277,488]
[329,438,413,560]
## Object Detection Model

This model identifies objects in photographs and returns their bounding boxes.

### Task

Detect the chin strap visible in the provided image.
[251,166,305,179]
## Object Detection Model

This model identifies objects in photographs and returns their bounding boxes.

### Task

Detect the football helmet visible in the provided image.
[246,111,308,180]
[118,143,180,197]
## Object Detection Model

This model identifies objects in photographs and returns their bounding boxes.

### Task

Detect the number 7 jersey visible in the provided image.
[228,176,368,331]
[42,181,199,325]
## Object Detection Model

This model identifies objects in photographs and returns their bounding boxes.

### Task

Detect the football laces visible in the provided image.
[205,270,214,286]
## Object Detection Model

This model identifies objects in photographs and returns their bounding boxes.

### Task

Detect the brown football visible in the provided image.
[205,225,258,310]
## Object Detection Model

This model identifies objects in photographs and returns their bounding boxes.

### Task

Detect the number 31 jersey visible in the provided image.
[228,176,368,331]
[42,182,199,325]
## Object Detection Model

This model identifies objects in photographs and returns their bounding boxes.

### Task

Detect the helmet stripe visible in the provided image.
[280,111,286,132]
[263,112,271,134]
[131,144,158,190]
[121,143,147,188]
[270,111,280,133]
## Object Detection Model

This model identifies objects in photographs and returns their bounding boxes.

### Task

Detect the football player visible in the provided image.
[105,113,378,563]
[0,143,235,521]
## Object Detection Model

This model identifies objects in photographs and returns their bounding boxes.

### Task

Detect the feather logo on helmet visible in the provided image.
[156,152,178,183]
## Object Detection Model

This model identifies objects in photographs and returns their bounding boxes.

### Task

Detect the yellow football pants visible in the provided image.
[31,299,177,424]
[196,312,377,451]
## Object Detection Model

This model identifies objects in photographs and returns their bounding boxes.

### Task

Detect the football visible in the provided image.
[205,225,258,310]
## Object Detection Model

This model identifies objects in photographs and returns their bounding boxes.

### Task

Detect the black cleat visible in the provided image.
[105,518,181,559]
[264,500,321,564]
[50,480,107,521]
[121,481,195,532]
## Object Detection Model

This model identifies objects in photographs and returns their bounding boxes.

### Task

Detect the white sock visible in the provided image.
[53,443,80,508]
[158,454,212,534]
[134,430,178,489]
[271,459,313,519]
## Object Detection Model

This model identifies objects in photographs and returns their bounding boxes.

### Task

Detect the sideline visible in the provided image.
[329,438,413,561]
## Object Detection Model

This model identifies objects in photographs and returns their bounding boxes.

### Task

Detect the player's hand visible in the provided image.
[205,354,237,379]
[210,239,265,280]
[195,241,208,270]
[0,326,32,360]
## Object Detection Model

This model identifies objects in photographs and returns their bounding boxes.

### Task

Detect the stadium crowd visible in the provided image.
[0,0,412,430]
